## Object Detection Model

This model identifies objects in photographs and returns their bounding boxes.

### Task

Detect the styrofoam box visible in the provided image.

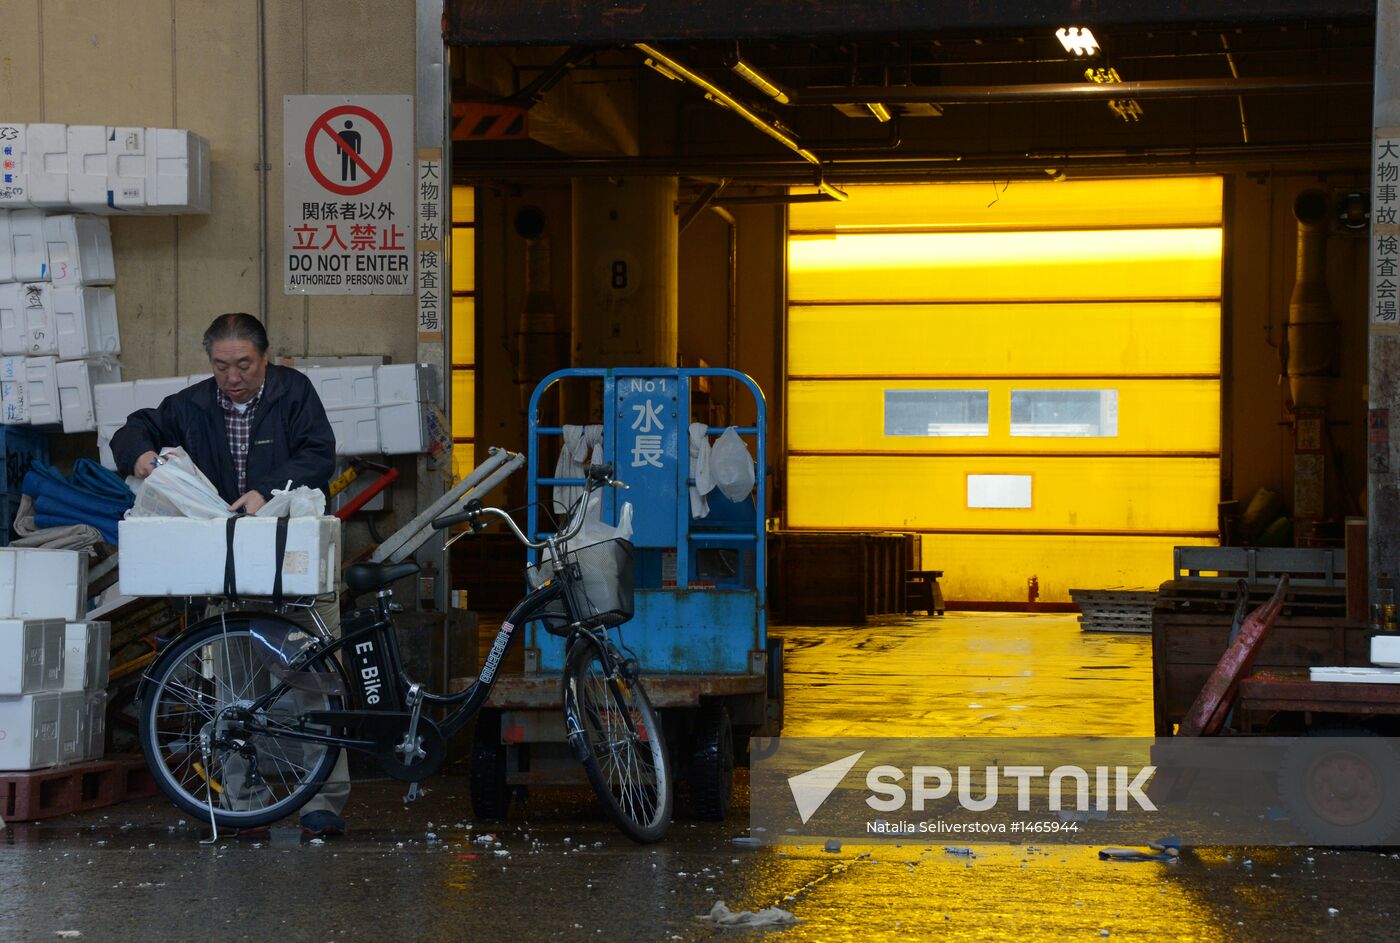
[1309,665,1400,684]
[97,421,121,470]
[0,693,61,770]
[25,123,69,208]
[0,549,88,621]
[57,690,85,765]
[1,355,27,424]
[23,356,60,425]
[52,286,119,359]
[84,689,107,760]
[119,515,341,597]
[0,282,57,356]
[306,366,377,408]
[0,124,28,207]
[374,363,434,405]
[0,619,64,694]
[62,621,110,692]
[107,127,147,210]
[45,214,115,286]
[58,359,122,434]
[327,406,379,455]
[7,209,46,281]
[94,380,135,425]
[0,212,13,282]
[378,402,428,454]
[67,125,109,209]
[133,375,197,411]
[148,129,211,214]
[1373,634,1400,667]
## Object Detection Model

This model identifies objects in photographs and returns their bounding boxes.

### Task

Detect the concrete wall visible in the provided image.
[0,0,419,378]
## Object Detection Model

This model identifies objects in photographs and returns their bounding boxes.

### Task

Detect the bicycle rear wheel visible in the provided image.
[138,617,342,828]
[562,636,673,843]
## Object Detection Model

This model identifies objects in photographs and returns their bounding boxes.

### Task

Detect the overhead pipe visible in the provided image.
[634,43,847,202]
[1286,189,1338,411]
[785,75,1370,105]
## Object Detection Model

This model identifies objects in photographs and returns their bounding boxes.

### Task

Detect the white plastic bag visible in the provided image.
[126,447,232,519]
[689,422,715,518]
[710,427,756,502]
[256,483,327,518]
[572,490,633,547]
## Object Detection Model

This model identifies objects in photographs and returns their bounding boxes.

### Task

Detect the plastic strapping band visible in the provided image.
[224,514,242,603]
[272,515,290,610]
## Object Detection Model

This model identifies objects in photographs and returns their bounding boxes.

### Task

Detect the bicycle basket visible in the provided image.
[526,537,635,635]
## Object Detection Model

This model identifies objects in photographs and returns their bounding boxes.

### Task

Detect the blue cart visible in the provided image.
[472,367,781,821]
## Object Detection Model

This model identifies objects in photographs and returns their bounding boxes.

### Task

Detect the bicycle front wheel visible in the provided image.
[138,617,342,828]
[562,637,673,843]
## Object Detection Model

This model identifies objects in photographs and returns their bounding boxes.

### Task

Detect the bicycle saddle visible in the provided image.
[344,561,421,595]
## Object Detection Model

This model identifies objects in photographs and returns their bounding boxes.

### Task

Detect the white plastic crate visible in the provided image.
[57,358,122,433]
[0,693,61,770]
[326,405,379,455]
[378,402,428,454]
[61,621,111,692]
[119,515,341,597]
[0,123,27,207]
[7,208,46,281]
[66,125,110,209]
[0,619,64,695]
[52,285,119,359]
[0,549,88,621]
[306,365,377,408]
[0,282,57,355]
[25,123,69,208]
[44,214,115,286]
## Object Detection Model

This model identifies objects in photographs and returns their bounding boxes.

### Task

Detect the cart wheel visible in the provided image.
[470,710,510,822]
[688,703,734,821]
[1278,729,1400,845]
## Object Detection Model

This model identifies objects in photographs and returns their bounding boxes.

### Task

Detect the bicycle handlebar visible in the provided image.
[429,463,626,550]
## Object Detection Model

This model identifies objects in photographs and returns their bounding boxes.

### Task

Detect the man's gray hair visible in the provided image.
[202,312,270,356]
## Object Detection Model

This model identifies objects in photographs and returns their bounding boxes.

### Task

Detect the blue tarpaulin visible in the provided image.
[22,459,133,544]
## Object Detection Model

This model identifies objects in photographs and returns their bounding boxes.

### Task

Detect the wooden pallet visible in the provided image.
[1,754,156,822]
[1155,579,1346,617]
[1071,588,1157,634]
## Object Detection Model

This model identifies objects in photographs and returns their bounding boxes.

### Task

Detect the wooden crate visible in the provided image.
[768,531,918,623]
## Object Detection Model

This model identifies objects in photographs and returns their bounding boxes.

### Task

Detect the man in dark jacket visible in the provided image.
[112,313,335,511]
[111,312,349,838]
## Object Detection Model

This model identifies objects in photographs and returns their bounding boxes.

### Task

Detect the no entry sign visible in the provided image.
[284,95,413,295]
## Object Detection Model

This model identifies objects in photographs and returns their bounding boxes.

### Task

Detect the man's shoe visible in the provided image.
[300,810,346,838]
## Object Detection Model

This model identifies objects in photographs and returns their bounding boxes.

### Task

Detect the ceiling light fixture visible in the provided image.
[865,102,893,122]
[727,56,791,105]
[643,57,683,82]
[1055,27,1100,57]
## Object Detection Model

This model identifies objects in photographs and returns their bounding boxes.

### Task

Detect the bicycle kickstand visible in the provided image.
[198,727,220,845]
[398,683,428,805]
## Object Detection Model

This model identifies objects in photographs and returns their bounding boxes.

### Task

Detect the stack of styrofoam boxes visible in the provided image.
[92,375,202,470]
[0,548,106,772]
[308,363,438,456]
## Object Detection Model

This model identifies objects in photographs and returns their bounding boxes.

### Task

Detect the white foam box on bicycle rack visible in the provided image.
[119,515,342,597]
[61,621,111,692]
[0,282,57,356]
[0,549,88,621]
[1373,634,1400,667]
[56,690,85,765]
[84,689,107,760]
[305,366,377,409]
[326,405,379,455]
[0,619,65,695]
[5,209,47,281]
[44,214,115,286]
[57,358,122,434]
[52,285,119,359]
[0,692,61,770]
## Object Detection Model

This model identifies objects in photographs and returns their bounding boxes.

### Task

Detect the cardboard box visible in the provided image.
[25,123,69,208]
[0,693,61,770]
[84,689,107,760]
[0,619,64,695]
[0,124,28,207]
[0,282,57,356]
[306,366,377,409]
[66,125,110,210]
[119,515,341,597]
[0,549,88,620]
[52,285,119,359]
[326,406,379,455]
[378,402,428,454]
[107,127,147,210]
[57,359,122,433]
[44,214,115,286]
[61,621,110,692]
[147,129,211,214]
[7,209,46,281]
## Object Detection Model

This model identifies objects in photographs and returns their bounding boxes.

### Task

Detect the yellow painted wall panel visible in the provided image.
[787,379,1220,453]
[788,302,1221,376]
[451,296,476,365]
[787,455,1219,532]
[451,369,476,440]
[789,228,1223,303]
[920,533,1217,603]
[451,233,476,292]
[791,177,1224,232]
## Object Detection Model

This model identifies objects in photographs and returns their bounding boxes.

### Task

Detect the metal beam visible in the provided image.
[788,76,1371,105]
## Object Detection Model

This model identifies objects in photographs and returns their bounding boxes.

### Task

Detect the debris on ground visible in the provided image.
[943,846,975,857]
[1098,846,1178,863]
[823,839,842,853]
[698,901,798,929]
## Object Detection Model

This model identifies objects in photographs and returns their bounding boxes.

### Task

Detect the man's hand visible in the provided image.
[229,490,267,514]
[134,451,160,479]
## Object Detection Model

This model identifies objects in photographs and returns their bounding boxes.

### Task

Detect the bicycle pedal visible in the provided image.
[403,782,425,804]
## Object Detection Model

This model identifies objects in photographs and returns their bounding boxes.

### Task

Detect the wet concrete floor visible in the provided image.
[3,612,1399,941]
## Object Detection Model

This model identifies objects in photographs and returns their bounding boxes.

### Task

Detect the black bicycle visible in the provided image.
[136,464,673,843]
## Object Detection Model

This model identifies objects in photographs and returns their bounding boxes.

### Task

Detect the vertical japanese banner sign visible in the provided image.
[1374,129,1400,330]
[284,95,414,295]
[616,376,679,549]
[415,150,443,339]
